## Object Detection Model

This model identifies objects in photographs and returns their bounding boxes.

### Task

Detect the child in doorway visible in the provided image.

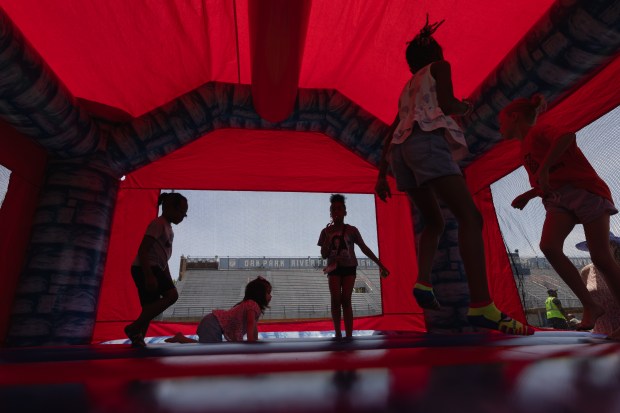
[375,15,532,335]
[499,94,620,336]
[318,194,390,340]
[166,276,272,343]
[125,192,188,347]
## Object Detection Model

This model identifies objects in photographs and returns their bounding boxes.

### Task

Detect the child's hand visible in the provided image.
[375,177,391,202]
[511,194,530,210]
[511,188,542,210]
[377,262,390,278]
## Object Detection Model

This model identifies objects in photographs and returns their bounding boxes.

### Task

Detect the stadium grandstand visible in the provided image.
[163,252,589,328]
[162,256,383,322]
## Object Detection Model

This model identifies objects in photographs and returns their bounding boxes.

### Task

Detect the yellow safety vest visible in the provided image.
[545,297,565,320]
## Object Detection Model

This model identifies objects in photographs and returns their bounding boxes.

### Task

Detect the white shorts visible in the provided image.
[389,125,462,191]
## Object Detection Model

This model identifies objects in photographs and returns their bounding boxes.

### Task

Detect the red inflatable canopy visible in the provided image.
[0,0,554,122]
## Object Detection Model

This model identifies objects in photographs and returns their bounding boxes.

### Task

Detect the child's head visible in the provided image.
[499,94,547,139]
[329,193,347,222]
[406,15,445,74]
[159,192,188,225]
[244,276,272,312]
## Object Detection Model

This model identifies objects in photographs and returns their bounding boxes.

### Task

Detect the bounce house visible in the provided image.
[0,0,619,348]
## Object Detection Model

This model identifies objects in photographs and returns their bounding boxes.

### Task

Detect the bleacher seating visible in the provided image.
[163,255,587,327]
[516,268,581,310]
[163,267,383,321]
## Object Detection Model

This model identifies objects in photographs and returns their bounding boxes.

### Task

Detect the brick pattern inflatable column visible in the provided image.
[1,9,119,346]
[7,158,119,346]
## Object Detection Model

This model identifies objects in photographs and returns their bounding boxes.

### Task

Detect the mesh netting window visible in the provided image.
[0,164,11,209]
[157,191,383,322]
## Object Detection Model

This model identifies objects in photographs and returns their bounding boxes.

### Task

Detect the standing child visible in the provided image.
[500,94,620,336]
[166,276,272,343]
[124,192,188,347]
[318,194,389,340]
[375,16,532,335]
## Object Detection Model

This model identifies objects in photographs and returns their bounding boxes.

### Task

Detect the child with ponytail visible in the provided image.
[125,192,188,347]
[375,15,532,336]
[500,95,620,337]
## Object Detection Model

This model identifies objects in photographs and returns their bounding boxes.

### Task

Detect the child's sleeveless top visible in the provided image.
[392,63,468,161]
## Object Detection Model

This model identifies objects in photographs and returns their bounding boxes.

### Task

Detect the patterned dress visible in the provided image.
[392,62,469,161]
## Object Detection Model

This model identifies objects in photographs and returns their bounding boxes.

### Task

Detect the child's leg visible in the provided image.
[428,175,490,303]
[127,266,179,346]
[139,322,149,339]
[407,188,443,310]
[128,288,179,333]
[429,175,532,335]
[407,188,444,285]
[583,215,620,316]
[328,276,343,338]
[340,275,356,338]
[540,212,603,328]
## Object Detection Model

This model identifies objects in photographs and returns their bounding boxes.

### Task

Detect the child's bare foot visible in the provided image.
[576,305,605,330]
[124,324,146,348]
[164,332,184,343]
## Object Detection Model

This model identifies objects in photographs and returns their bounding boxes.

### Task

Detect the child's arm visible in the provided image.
[137,236,158,291]
[246,310,258,342]
[536,132,577,193]
[356,239,390,278]
[319,228,330,259]
[431,60,471,116]
[375,115,399,202]
[511,188,542,210]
